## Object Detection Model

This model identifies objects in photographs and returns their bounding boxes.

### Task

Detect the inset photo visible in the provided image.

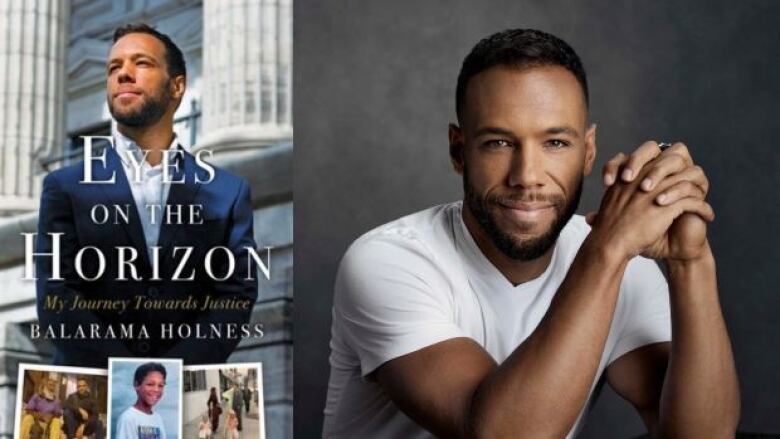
[182,362,265,439]
[14,363,107,439]
[108,358,183,439]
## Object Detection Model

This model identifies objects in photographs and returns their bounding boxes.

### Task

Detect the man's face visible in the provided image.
[106,33,177,127]
[451,65,596,261]
[77,380,89,396]
[135,371,165,407]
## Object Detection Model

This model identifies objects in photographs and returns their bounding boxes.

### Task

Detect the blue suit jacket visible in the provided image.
[35,146,258,366]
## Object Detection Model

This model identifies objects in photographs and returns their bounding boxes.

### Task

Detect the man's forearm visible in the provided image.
[659,244,740,437]
[470,237,628,437]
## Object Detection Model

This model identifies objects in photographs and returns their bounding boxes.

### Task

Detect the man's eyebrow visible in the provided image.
[107,53,157,66]
[473,126,516,138]
[545,126,580,137]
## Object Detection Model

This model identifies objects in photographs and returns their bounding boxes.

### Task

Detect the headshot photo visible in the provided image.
[181,362,265,439]
[14,364,107,439]
[296,1,780,437]
[108,358,182,439]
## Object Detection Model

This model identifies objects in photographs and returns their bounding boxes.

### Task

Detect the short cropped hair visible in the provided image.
[113,23,186,80]
[133,362,167,386]
[456,28,588,121]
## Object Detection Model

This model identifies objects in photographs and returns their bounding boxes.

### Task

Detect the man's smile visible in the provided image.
[497,201,555,222]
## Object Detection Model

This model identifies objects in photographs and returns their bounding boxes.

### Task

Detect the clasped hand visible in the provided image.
[586,141,713,262]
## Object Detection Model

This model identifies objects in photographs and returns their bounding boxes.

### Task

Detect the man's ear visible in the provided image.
[449,123,465,175]
[583,123,597,176]
[171,74,186,100]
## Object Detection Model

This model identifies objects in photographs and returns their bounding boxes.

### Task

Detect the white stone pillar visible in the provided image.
[0,0,68,215]
[198,0,293,152]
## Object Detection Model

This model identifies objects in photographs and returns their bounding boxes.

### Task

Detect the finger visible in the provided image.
[585,211,597,225]
[602,153,627,186]
[639,153,689,191]
[655,180,706,206]
[665,142,694,166]
[653,165,710,199]
[666,197,715,222]
[621,140,662,182]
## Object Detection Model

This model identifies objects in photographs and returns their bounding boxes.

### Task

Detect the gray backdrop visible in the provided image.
[295,1,780,436]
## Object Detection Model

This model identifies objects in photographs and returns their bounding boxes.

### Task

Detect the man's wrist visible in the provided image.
[582,225,635,265]
[580,233,630,269]
[665,241,715,275]
[665,242,718,302]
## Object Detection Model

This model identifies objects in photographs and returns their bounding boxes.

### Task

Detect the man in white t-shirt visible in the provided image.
[324,29,739,438]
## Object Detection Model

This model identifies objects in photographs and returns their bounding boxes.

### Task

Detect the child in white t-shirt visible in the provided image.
[115,362,168,439]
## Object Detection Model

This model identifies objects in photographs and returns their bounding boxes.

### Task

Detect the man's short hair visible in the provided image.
[455,28,588,121]
[133,362,167,386]
[113,23,186,80]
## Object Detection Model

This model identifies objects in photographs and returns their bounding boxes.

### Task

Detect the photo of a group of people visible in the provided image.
[13,361,264,439]
[15,364,107,439]
[183,364,264,439]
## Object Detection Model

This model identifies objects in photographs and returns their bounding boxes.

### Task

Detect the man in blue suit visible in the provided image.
[35,24,258,366]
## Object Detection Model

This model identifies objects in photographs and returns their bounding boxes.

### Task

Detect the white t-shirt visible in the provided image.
[323,202,671,438]
[115,406,167,439]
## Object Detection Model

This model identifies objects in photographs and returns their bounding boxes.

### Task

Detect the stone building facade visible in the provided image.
[0,1,292,437]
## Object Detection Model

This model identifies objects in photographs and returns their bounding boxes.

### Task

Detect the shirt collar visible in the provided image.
[455,201,558,292]
[114,130,182,168]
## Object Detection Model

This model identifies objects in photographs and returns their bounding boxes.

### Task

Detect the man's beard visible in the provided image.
[108,82,171,127]
[464,170,582,261]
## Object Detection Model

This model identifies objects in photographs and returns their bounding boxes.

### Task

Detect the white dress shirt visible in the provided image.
[114,131,179,262]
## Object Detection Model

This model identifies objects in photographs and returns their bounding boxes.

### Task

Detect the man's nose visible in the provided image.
[507,143,543,188]
[116,65,134,83]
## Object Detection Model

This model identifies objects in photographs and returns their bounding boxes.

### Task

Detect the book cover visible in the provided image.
[0,1,291,437]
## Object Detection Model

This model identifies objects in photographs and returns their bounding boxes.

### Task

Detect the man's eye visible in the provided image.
[546,139,570,149]
[484,139,512,148]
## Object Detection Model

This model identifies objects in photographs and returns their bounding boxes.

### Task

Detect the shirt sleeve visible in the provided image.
[63,395,76,412]
[115,412,130,439]
[87,397,98,415]
[608,256,672,364]
[333,232,467,377]
[25,395,39,411]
